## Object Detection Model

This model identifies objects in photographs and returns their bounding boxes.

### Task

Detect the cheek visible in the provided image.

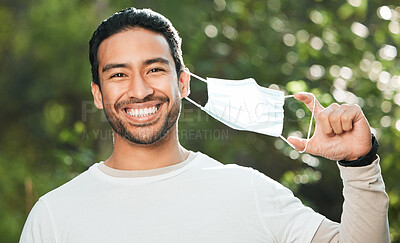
[167,82,181,100]
[150,76,179,97]
[100,86,124,107]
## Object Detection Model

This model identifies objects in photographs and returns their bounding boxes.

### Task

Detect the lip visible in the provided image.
[121,101,164,124]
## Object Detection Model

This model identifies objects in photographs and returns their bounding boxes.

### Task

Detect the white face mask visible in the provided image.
[185,73,315,153]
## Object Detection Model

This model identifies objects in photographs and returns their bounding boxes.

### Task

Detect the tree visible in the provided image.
[0,0,399,241]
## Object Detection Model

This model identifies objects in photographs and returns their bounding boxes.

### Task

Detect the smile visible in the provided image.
[125,105,160,117]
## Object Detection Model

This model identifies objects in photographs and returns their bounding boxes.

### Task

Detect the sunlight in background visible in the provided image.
[379,45,397,61]
[309,65,325,80]
[204,24,218,38]
[378,6,392,20]
[347,0,362,7]
[310,10,324,25]
[351,22,369,38]
[389,21,400,34]
[283,33,296,47]
[396,119,400,131]
[309,36,323,50]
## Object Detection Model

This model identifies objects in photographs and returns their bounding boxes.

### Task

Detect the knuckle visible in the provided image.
[352,104,362,113]
[329,103,340,108]
[322,126,332,134]
[318,111,329,120]
[341,113,352,122]
[306,93,315,103]
[329,113,340,123]
[341,103,360,110]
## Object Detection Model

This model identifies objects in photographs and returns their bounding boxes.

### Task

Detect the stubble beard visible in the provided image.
[103,94,181,145]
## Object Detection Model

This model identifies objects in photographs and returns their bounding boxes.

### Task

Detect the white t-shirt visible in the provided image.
[20,152,324,243]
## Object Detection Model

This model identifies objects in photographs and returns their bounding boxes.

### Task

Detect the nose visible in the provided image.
[126,74,154,100]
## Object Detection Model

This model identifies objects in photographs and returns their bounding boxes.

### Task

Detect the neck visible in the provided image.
[104,125,189,170]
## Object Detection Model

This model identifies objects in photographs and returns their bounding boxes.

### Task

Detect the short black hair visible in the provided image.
[89,7,184,86]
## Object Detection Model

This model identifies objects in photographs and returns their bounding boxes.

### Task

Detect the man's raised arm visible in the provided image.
[288,92,390,243]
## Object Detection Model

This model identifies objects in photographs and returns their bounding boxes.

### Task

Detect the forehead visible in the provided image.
[97,28,173,67]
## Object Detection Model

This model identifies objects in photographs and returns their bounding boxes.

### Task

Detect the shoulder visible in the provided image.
[194,152,256,174]
[193,152,278,189]
[20,199,57,242]
[39,164,98,204]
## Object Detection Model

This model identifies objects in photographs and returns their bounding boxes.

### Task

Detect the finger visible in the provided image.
[318,103,339,136]
[340,104,362,132]
[287,136,309,152]
[294,92,324,115]
[329,106,347,134]
[340,104,353,132]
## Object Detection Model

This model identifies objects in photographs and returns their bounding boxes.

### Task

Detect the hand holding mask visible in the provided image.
[287,92,372,161]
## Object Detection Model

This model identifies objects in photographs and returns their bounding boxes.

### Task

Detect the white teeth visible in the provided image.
[126,106,158,117]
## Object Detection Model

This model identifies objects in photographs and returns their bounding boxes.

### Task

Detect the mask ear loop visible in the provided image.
[300,95,316,153]
[189,72,208,83]
[280,94,316,153]
[184,72,208,110]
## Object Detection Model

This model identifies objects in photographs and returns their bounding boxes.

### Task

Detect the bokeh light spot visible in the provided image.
[381,101,392,113]
[205,24,218,38]
[379,45,397,61]
[388,21,400,34]
[310,10,323,25]
[329,65,341,77]
[213,0,226,11]
[310,36,323,50]
[309,65,325,80]
[286,51,298,64]
[296,109,305,118]
[378,6,392,20]
[380,116,391,127]
[351,22,369,38]
[347,0,362,7]
[296,30,309,43]
[222,26,238,40]
[379,71,391,84]
[283,33,296,46]
[340,66,353,80]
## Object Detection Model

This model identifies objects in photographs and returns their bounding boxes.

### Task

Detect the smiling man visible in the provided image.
[20,7,389,243]
[92,27,190,170]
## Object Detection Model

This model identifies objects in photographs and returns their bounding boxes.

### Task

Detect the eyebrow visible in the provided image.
[101,58,170,73]
[143,57,170,66]
[102,63,132,73]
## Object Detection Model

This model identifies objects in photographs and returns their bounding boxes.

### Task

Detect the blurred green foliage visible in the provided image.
[1,0,399,241]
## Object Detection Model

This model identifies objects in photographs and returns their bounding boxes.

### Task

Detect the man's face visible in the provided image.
[92,28,189,145]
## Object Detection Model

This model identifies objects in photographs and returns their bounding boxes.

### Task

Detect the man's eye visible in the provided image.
[110,73,126,78]
[148,68,164,73]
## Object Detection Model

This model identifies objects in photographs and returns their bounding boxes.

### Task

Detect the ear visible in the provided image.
[91,82,104,109]
[178,68,190,98]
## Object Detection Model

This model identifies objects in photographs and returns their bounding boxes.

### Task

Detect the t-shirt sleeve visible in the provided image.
[252,169,324,243]
[20,199,56,243]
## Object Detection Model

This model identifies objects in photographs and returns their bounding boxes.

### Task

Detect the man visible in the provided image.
[20,7,389,242]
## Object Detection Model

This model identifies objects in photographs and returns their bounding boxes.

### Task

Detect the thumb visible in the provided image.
[287,136,308,152]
